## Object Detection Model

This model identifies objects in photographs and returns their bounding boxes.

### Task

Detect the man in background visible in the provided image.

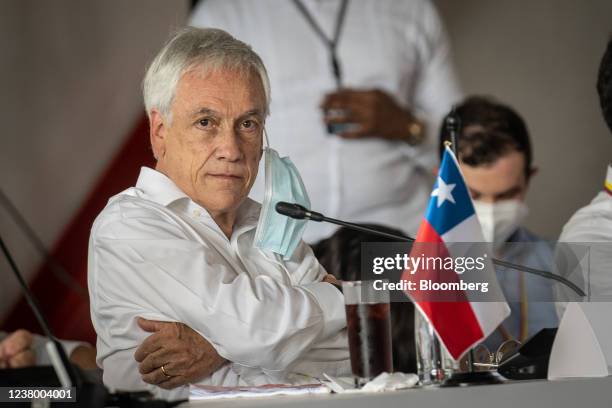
[191,0,461,242]
[440,96,558,349]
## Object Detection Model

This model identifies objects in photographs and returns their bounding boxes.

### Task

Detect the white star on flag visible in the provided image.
[431,176,456,207]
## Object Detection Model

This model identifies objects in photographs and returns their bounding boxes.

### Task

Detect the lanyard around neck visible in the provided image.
[292,0,349,88]
[498,272,529,343]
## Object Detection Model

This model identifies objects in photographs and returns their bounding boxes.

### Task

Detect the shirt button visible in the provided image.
[193,209,202,217]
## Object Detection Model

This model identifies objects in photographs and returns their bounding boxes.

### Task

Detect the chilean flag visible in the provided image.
[402,145,510,360]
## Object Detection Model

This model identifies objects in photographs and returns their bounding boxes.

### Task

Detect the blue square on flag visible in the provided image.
[427,150,475,236]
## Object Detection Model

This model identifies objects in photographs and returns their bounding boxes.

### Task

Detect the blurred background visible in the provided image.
[0,0,610,342]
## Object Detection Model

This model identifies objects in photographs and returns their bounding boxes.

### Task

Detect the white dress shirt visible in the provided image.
[88,167,349,400]
[190,0,462,243]
[555,165,612,317]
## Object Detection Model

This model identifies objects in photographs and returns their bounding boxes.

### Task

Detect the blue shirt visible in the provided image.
[484,227,559,351]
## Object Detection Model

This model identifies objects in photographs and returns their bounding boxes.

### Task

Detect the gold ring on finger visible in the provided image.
[160,364,172,379]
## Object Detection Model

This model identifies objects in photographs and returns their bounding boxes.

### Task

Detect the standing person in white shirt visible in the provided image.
[88,27,349,401]
[190,0,462,242]
[555,39,612,310]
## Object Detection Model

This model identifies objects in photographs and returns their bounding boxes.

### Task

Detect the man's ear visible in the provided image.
[149,109,167,161]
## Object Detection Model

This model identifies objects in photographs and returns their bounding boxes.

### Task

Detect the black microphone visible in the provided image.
[275,202,324,222]
[275,202,414,242]
[275,201,585,297]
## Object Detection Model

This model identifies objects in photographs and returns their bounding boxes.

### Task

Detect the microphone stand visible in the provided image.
[274,206,584,297]
[0,235,85,390]
[0,233,186,407]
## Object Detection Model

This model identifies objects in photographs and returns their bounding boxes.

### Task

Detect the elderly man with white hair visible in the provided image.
[88,27,349,400]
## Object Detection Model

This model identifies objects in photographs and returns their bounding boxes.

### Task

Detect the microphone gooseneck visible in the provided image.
[275,201,585,297]
[0,233,81,388]
[0,233,189,406]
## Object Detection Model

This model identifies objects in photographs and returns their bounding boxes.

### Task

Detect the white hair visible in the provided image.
[143,27,271,121]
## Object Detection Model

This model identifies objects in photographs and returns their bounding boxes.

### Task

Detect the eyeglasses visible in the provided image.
[465,340,522,370]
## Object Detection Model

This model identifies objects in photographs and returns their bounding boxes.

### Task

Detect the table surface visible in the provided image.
[183,376,612,408]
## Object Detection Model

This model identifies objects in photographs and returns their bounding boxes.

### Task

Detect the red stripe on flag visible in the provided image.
[414,217,443,243]
[401,219,484,360]
[418,300,484,360]
[3,115,154,343]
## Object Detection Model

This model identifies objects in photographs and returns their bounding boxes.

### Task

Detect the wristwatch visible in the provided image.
[404,117,425,145]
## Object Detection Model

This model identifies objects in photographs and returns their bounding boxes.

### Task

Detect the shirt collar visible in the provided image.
[604,164,612,195]
[135,166,261,230]
[234,198,262,231]
[135,167,189,207]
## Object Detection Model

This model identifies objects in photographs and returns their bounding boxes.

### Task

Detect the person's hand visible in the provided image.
[321,88,424,143]
[134,318,226,390]
[322,274,343,293]
[0,329,36,368]
[322,273,340,286]
[69,345,98,370]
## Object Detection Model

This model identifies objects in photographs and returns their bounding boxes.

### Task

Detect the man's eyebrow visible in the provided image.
[240,109,264,118]
[190,108,264,119]
[495,185,522,197]
[191,108,219,117]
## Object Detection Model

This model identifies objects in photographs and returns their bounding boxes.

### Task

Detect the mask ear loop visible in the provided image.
[263,127,270,149]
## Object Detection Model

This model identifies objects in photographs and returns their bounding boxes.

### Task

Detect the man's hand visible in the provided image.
[322,274,343,293]
[321,89,423,143]
[0,329,36,368]
[322,273,340,286]
[134,318,226,390]
[70,345,98,370]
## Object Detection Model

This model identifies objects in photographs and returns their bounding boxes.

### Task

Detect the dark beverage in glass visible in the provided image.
[345,303,393,379]
[342,280,393,385]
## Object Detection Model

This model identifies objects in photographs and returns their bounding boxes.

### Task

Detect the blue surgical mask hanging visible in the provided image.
[254,131,311,260]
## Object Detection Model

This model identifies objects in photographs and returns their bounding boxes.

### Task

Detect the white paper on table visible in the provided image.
[189,383,330,401]
[322,372,419,393]
[548,302,612,380]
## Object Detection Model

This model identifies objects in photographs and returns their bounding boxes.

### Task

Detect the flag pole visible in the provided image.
[444,106,478,374]
[444,105,460,158]
[441,107,504,386]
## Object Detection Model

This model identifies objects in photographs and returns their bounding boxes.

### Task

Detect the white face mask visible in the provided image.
[473,200,529,250]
